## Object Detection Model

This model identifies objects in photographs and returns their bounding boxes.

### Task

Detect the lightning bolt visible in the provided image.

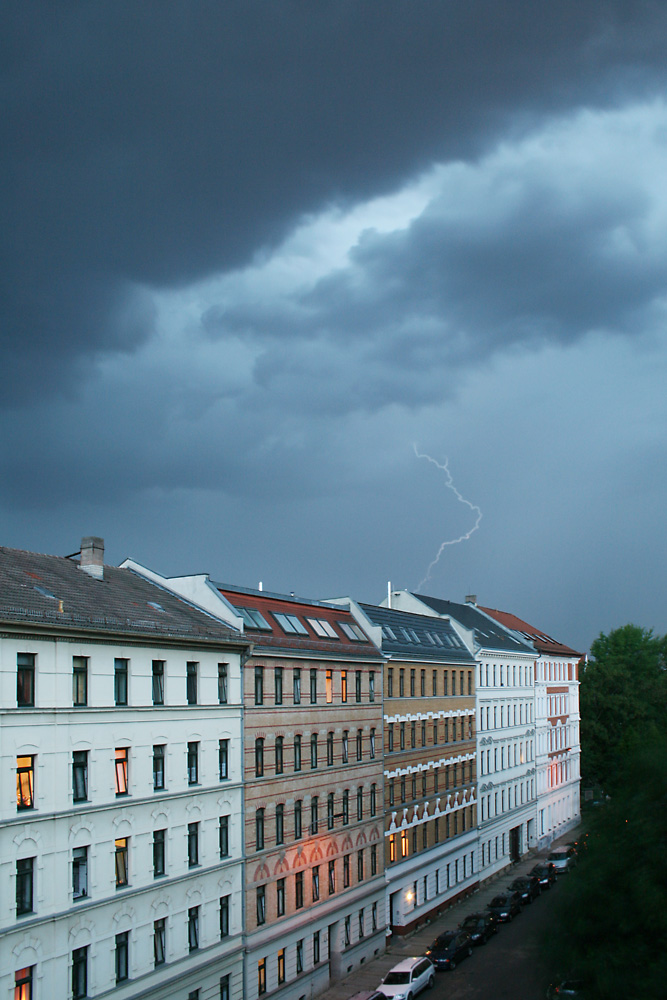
[413,443,483,590]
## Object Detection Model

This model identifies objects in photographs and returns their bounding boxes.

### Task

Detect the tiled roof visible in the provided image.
[359,603,475,663]
[479,605,582,658]
[411,593,535,655]
[0,545,245,644]
[216,584,384,661]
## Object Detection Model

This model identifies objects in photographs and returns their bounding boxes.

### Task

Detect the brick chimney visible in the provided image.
[79,537,104,579]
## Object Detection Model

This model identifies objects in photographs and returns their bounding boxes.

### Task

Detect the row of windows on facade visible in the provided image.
[387,807,475,864]
[253,728,377,777]
[14,818,232,915]
[478,741,534,776]
[402,852,477,911]
[12,927,235,1000]
[478,781,535,822]
[479,702,534,730]
[386,761,474,808]
[386,715,474,753]
[253,666,376,706]
[15,740,230,811]
[255,906,378,997]
[479,662,534,687]
[15,653,230,708]
[255,849,378,926]
[538,661,575,682]
[253,787,378,850]
[386,666,473,699]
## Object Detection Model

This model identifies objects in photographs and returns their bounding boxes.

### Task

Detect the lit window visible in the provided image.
[115,748,129,795]
[115,838,129,886]
[17,756,34,810]
[15,966,33,1000]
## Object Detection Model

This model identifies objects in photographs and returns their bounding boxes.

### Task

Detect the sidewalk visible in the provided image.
[317,832,577,1000]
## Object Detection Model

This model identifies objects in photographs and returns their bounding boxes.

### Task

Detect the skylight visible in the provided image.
[382,625,397,641]
[307,617,339,639]
[34,585,56,600]
[234,606,272,630]
[338,621,368,642]
[273,612,309,635]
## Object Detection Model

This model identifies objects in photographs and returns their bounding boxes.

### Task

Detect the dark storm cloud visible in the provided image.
[3,0,667,402]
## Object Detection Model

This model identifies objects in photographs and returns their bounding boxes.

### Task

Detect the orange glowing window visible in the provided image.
[341,671,348,703]
[389,835,396,863]
[115,748,128,795]
[401,830,409,857]
[326,669,333,704]
[16,756,34,810]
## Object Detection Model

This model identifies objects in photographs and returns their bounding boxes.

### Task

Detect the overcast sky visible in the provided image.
[3,1,667,653]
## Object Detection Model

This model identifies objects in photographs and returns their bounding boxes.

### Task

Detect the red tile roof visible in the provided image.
[479,605,582,658]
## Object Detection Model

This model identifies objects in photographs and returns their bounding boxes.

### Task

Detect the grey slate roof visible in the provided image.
[0,545,245,644]
[359,603,475,663]
[410,594,535,655]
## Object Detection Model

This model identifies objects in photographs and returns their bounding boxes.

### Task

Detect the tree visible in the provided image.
[580,624,667,789]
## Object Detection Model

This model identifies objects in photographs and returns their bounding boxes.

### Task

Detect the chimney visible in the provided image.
[79,537,104,579]
[465,594,477,605]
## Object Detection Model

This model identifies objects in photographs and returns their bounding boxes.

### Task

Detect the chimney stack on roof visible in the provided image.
[465,594,477,605]
[79,536,104,579]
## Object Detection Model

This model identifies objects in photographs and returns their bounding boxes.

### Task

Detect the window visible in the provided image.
[274,612,308,635]
[401,829,409,857]
[276,878,285,916]
[372,901,378,931]
[432,669,438,696]
[341,670,348,703]
[388,727,394,752]
[357,785,363,820]
[218,662,228,704]
[326,668,333,703]
[220,975,230,1000]
[452,671,457,696]
[296,939,304,974]
[17,653,35,707]
[310,733,318,769]
[274,735,284,774]
[294,800,302,839]
[276,803,285,845]
[356,728,363,761]
[187,742,199,785]
[328,859,336,894]
[278,948,286,985]
[73,751,88,802]
[256,885,266,925]
[357,849,364,881]
[400,775,406,802]
[355,670,362,702]
[220,895,230,937]
[293,733,302,772]
[295,870,304,908]
[153,829,165,876]
[387,668,393,697]
[370,728,376,759]
[153,744,165,790]
[421,669,426,696]
[389,778,394,806]
[338,621,368,641]
[154,919,166,966]
[310,668,317,703]
[14,967,33,1000]
[369,671,375,702]
[218,739,229,780]
[254,666,264,705]
[327,730,334,766]
[400,722,405,750]
[370,783,377,816]
[188,822,199,867]
[410,668,415,696]
[152,660,165,705]
[72,656,88,706]
[343,853,350,887]
[328,792,335,830]
[358,908,365,937]
[255,809,265,850]
[344,915,351,945]
[411,720,416,748]
[293,668,301,704]
[312,865,320,901]
[389,835,396,863]
[115,931,129,983]
[115,838,128,886]
[342,789,349,825]
[115,748,129,795]
[258,958,267,996]
[443,670,448,696]
[73,846,88,899]
[342,730,349,764]
[219,815,229,857]
[371,844,377,876]
[186,661,198,704]
[313,930,321,964]
[16,857,34,915]
[188,906,199,950]
[114,658,128,706]
[72,947,88,1000]
[311,796,319,834]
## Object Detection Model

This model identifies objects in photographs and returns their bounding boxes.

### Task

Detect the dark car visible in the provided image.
[459,911,497,945]
[486,891,522,922]
[531,862,557,888]
[425,930,473,970]
[510,875,541,903]
[547,980,587,998]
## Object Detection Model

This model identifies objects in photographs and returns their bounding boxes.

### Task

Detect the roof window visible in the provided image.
[273,612,308,635]
[306,618,339,639]
[235,606,272,630]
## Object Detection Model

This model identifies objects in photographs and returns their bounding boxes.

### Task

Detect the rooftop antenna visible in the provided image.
[387,581,392,608]
[258,582,263,591]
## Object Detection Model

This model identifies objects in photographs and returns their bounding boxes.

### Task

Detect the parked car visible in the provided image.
[486,891,523,922]
[510,874,541,903]
[531,862,557,888]
[425,930,473,970]
[459,911,497,945]
[378,956,435,998]
[546,980,587,998]
[347,993,386,1000]
[547,847,576,873]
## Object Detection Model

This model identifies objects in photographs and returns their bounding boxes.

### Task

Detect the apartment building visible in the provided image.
[1,539,247,1000]
[216,585,387,1000]
[386,593,538,880]
[479,606,582,847]
[327,598,478,933]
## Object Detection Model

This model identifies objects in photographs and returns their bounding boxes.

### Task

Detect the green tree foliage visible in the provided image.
[547,740,667,999]
[580,624,667,789]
